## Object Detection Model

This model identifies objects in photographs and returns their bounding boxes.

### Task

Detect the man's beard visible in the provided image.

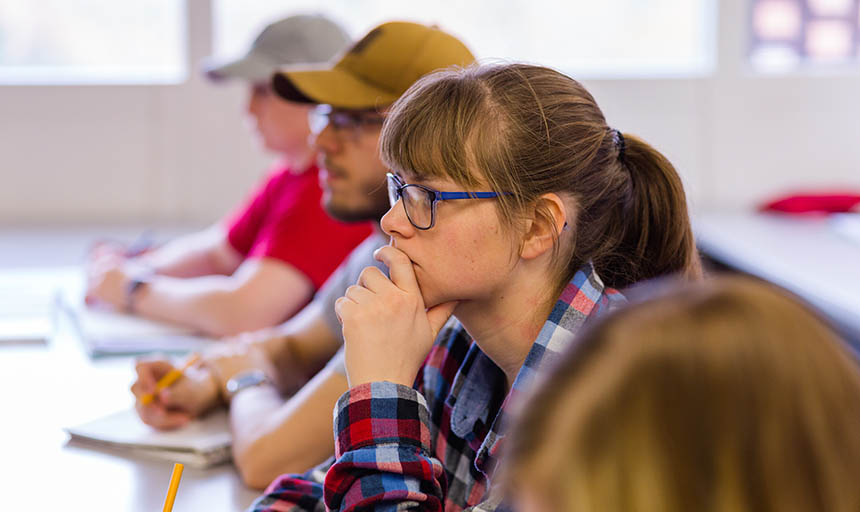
[323,186,390,224]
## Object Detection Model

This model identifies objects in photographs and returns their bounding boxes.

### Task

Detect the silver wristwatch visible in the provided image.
[225,370,270,401]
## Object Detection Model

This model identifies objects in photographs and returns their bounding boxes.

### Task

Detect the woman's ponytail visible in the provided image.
[592,133,703,289]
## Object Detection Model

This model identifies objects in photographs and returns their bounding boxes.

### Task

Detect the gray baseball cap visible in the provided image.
[202,14,350,83]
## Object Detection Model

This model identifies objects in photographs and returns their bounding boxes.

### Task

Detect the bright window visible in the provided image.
[0,0,186,85]
[213,0,716,78]
[750,0,860,71]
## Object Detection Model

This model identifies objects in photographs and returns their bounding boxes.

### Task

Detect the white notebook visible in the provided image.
[65,408,232,468]
[61,297,215,357]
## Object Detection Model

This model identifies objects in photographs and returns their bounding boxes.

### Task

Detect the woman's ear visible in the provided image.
[520,193,568,260]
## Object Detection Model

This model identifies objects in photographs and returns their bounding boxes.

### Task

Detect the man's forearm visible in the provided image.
[133,275,273,336]
[257,333,311,394]
[138,228,239,278]
[261,301,342,382]
[229,369,348,489]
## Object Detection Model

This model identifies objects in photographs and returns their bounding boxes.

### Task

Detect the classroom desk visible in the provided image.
[0,228,260,510]
[695,212,860,352]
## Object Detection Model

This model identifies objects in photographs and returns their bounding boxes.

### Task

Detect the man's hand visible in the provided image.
[85,251,130,310]
[131,356,221,429]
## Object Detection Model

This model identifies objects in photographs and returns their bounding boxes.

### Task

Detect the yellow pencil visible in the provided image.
[140,354,201,406]
[162,462,184,512]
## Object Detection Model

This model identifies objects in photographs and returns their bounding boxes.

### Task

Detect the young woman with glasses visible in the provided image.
[250,63,702,511]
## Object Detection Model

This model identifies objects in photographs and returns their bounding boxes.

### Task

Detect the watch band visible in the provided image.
[125,272,152,313]
[225,370,271,402]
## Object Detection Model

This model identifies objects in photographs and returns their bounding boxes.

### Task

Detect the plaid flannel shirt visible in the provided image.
[249,262,624,512]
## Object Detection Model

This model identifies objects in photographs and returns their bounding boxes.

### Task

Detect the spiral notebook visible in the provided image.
[65,408,232,468]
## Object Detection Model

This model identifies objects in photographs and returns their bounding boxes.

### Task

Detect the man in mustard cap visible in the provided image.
[131,21,474,490]
[271,21,475,223]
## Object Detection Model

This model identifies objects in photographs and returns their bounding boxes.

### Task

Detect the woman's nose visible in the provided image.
[381,198,416,239]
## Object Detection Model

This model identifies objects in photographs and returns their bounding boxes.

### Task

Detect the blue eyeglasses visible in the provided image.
[386,172,507,230]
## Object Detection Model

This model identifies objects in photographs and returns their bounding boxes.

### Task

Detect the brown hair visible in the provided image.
[505,276,860,512]
[380,63,701,291]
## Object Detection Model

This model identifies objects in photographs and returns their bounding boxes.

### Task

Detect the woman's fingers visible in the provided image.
[373,246,420,295]
[334,296,353,325]
[343,284,375,303]
[356,266,388,292]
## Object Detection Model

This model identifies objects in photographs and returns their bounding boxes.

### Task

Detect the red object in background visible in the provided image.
[759,193,860,214]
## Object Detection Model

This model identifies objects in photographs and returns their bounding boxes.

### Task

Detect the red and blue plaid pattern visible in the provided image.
[249,262,623,511]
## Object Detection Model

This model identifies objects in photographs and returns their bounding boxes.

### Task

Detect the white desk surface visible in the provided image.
[695,212,860,349]
[0,227,259,511]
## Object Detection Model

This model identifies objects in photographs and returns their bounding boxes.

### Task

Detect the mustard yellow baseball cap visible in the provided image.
[272,21,475,109]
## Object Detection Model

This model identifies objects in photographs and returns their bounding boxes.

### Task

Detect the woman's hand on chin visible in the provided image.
[335,245,458,388]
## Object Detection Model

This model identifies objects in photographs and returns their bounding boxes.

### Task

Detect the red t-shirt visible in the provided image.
[224,163,373,290]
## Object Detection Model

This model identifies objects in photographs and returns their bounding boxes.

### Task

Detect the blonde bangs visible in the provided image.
[379,65,531,232]
[380,67,487,188]
[380,68,510,188]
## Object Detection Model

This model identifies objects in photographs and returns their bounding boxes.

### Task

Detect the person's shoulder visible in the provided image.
[264,161,316,188]
[266,162,295,181]
[257,162,324,214]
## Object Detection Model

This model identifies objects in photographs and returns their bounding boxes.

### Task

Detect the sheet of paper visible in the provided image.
[65,408,232,468]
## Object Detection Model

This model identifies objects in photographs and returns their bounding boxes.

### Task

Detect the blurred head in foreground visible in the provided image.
[505,276,860,512]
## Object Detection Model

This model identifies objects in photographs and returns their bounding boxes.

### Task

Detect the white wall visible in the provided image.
[0,0,274,225]
[1,0,858,224]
